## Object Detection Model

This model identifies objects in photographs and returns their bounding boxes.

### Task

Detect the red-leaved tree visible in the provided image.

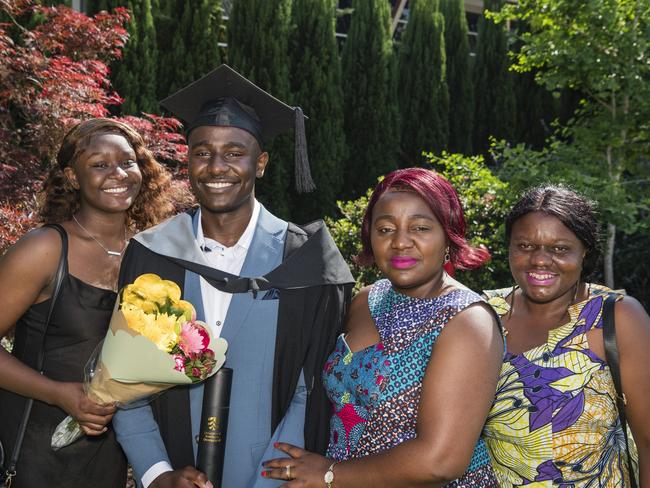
[0,0,188,251]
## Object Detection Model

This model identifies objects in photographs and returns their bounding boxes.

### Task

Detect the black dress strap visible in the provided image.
[3,223,67,486]
[43,224,68,275]
[602,292,638,488]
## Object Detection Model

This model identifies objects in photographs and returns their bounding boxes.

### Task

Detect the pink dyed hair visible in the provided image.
[357,168,490,270]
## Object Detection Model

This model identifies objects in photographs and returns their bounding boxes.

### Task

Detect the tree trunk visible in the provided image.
[604,222,616,288]
[602,93,627,289]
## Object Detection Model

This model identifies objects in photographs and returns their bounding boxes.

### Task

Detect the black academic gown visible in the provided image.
[117,212,354,468]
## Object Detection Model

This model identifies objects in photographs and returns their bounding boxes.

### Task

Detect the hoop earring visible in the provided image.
[443,247,450,264]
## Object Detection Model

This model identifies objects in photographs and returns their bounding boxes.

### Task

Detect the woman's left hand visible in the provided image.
[262,442,332,487]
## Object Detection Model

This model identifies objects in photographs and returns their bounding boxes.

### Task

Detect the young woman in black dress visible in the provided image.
[0,118,175,487]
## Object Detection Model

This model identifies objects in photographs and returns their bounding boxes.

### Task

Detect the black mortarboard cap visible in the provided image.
[160,64,315,193]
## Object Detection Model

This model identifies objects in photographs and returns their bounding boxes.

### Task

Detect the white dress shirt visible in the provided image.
[142,200,261,488]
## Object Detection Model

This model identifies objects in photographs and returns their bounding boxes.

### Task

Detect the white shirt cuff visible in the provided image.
[142,461,173,488]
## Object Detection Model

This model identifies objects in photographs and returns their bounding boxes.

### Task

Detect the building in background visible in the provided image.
[72,0,488,52]
[335,1,485,52]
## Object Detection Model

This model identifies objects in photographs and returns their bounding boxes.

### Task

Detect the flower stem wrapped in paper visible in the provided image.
[51,274,227,450]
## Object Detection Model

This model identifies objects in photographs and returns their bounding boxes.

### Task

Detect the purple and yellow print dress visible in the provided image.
[483,285,638,487]
[322,279,498,487]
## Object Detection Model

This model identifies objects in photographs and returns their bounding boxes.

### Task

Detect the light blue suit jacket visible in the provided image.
[113,206,307,487]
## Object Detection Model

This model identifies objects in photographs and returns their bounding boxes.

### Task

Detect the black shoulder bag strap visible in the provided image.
[2,224,67,488]
[602,292,638,488]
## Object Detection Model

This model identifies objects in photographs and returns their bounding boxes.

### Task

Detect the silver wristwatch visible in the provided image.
[324,461,337,487]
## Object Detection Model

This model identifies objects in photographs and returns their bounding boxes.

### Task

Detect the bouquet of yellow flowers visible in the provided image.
[51,273,228,449]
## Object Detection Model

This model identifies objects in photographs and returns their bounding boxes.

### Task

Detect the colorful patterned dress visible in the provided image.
[322,279,498,487]
[483,285,637,487]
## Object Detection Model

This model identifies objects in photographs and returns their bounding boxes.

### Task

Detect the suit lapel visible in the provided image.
[178,205,286,465]
[134,210,211,267]
[182,211,206,320]
[220,206,287,345]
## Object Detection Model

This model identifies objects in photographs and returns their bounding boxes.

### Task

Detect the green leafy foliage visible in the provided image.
[472,0,516,156]
[440,0,473,154]
[0,1,187,253]
[397,0,449,164]
[91,0,159,114]
[429,152,512,291]
[341,0,399,197]
[155,0,223,99]
[326,154,513,293]
[493,0,650,98]
[289,0,347,221]
[615,226,650,308]
[512,70,557,149]
[325,187,383,292]
[494,134,649,240]
[228,0,293,218]
[189,0,223,81]
[489,0,650,288]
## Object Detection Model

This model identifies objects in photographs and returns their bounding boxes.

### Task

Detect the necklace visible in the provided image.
[503,282,591,337]
[73,214,127,257]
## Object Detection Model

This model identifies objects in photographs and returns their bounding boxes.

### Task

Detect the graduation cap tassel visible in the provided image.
[294,107,316,193]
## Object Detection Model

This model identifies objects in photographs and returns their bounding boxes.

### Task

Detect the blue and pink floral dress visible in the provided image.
[322,279,498,487]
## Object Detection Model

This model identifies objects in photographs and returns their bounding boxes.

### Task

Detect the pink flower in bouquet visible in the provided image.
[51,274,228,451]
[173,354,186,373]
[179,321,210,356]
[201,349,215,374]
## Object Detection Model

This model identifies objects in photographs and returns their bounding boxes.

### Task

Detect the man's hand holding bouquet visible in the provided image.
[51,273,227,449]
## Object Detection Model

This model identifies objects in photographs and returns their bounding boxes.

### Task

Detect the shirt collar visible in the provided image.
[196,199,261,253]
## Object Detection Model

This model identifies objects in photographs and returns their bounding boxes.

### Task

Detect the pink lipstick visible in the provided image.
[391,256,417,269]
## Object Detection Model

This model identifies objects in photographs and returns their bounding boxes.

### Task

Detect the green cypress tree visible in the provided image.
[289,0,347,221]
[159,1,194,96]
[472,0,516,157]
[85,0,111,14]
[397,0,448,165]
[189,0,223,79]
[153,0,183,98]
[440,0,474,154]
[113,1,139,114]
[157,0,224,98]
[228,0,293,218]
[510,23,557,150]
[134,0,158,113]
[513,71,556,149]
[39,0,71,6]
[342,0,398,196]
[88,0,159,115]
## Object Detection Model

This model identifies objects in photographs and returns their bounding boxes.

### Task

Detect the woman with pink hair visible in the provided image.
[264,168,502,487]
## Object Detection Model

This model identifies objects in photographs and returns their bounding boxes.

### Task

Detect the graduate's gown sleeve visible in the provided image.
[270,222,354,454]
[303,283,352,453]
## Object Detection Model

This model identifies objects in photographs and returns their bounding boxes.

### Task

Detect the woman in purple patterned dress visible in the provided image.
[482,185,650,486]
[263,168,502,487]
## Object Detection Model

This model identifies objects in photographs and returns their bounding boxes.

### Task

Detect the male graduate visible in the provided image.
[112,65,354,488]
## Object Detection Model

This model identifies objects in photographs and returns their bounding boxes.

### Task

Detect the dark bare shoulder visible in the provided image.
[614,295,650,337]
[2,226,63,268]
[350,286,371,308]
[344,285,373,335]
[0,225,65,298]
[433,300,503,371]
